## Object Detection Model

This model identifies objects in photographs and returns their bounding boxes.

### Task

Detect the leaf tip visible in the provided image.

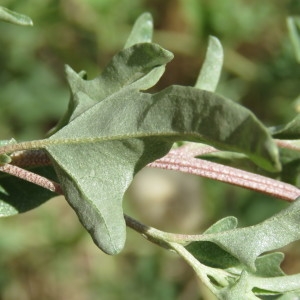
[91,223,126,255]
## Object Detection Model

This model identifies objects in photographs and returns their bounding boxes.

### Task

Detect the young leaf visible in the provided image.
[212,254,286,299]
[195,198,300,270]
[0,6,33,26]
[220,271,300,299]
[124,12,153,48]
[218,271,261,300]
[49,43,173,134]
[195,36,223,92]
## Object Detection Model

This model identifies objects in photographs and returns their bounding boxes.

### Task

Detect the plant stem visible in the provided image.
[148,144,300,201]
[0,140,48,155]
[0,163,62,194]
[2,141,300,202]
[10,150,51,167]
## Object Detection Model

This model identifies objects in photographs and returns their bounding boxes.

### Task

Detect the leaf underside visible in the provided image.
[39,12,280,254]
[45,60,280,254]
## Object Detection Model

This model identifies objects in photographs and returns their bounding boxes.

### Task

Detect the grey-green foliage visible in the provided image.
[1,11,297,299]
[185,199,300,299]
[43,21,280,255]
[45,78,280,254]
[0,12,280,255]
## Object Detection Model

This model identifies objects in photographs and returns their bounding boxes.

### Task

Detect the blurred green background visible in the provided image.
[1,0,300,299]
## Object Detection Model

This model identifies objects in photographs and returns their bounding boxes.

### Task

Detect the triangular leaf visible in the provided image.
[45,80,280,254]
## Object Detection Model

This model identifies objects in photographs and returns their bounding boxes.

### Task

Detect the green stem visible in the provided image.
[124,214,215,244]
[124,214,188,246]
[0,139,47,155]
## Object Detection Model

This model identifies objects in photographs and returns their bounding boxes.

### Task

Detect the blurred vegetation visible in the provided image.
[1,0,300,299]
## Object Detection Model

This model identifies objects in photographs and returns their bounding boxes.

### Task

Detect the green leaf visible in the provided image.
[45,80,280,255]
[271,114,300,139]
[183,214,300,299]
[217,256,287,299]
[124,12,153,48]
[204,216,238,234]
[186,241,241,269]
[218,268,300,299]
[0,167,57,216]
[49,43,173,134]
[225,272,262,299]
[186,217,240,269]
[198,198,300,270]
[0,6,33,26]
[195,36,223,92]
[223,271,300,298]
[219,271,261,300]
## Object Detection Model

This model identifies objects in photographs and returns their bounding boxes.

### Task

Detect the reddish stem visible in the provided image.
[148,144,300,202]
[2,142,300,202]
[0,164,62,194]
